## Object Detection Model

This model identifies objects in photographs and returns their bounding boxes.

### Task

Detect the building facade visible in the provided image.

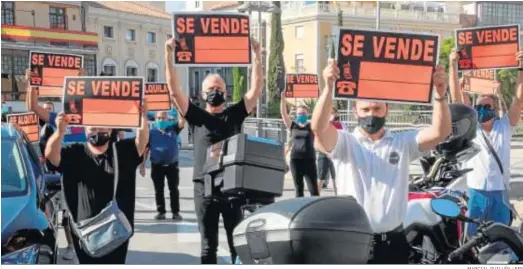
[86,1,172,82]
[1,1,98,102]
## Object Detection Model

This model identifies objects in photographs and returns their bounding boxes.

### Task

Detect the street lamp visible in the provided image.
[237,1,281,122]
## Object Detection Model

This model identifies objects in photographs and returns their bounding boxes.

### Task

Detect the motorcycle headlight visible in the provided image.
[1,245,39,264]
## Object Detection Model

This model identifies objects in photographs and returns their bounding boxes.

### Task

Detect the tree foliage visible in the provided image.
[497,69,519,106]
[267,1,286,103]
[232,67,247,103]
[438,36,455,73]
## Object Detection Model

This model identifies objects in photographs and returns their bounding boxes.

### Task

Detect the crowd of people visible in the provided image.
[2,33,522,264]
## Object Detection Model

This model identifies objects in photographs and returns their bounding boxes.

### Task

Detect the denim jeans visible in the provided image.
[466,188,511,237]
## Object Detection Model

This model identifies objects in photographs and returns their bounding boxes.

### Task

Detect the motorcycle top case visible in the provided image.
[233,196,373,264]
[203,133,285,198]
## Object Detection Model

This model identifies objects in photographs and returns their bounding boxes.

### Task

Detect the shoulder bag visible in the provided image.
[61,143,133,258]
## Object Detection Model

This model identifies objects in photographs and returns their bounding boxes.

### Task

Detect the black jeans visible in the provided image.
[72,231,129,264]
[193,181,243,264]
[290,158,319,197]
[368,228,410,264]
[151,163,180,214]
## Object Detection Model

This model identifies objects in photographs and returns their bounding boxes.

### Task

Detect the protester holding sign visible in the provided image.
[317,107,344,193]
[312,59,451,263]
[164,36,263,264]
[44,105,149,264]
[449,49,523,237]
[25,69,84,261]
[280,91,319,197]
[140,111,185,221]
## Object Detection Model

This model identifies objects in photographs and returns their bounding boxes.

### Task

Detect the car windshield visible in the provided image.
[1,139,28,197]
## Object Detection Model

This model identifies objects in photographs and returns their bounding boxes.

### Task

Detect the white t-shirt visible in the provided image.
[328,128,425,233]
[465,115,514,191]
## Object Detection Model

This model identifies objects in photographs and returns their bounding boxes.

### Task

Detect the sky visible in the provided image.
[165,1,186,12]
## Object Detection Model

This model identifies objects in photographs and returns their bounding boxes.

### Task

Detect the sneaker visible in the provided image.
[154,213,166,220]
[62,246,75,261]
[172,213,183,222]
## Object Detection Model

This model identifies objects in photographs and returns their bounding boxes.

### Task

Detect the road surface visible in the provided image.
[57,141,523,264]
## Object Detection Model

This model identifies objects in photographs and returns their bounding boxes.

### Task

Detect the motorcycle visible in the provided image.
[404,142,481,264]
[430,198,523,264]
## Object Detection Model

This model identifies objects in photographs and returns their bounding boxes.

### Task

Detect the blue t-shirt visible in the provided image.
[149,125,182,165]
[49,112,87,144]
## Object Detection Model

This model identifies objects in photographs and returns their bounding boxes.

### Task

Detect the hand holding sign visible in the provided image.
[449,48,459,67]
[493,80,501,94]
[251,38,261,57]
[165,38,176,54]
[56,112,68,134]
[518,50,523,68]
[433,65,448,97]
[323,59,340,87]
[78,68,87,76]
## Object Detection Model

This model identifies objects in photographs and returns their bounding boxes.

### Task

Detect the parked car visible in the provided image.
[1,123,61,264]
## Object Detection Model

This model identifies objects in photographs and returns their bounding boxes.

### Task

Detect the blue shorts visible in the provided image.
[466,188,511,237]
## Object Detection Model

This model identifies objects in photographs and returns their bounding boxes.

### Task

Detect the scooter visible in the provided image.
[430,198,523,264]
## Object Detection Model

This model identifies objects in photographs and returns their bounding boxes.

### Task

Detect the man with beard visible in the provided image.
[449,49,523,236]
[44,108,149,264]
[311,59,452,263]
[163,37,263,264]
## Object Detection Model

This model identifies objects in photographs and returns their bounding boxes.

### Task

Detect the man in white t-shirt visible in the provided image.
[449,49,523,237]
[311,59,452,264]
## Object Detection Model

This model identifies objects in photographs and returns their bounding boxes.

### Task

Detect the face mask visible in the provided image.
[87,132,110,147]
[358,116,386,134]
[296,114,308,124]
[475,104,495,123]
[156,119,170,130]
[2,104,8,114]
[205,89,225,107]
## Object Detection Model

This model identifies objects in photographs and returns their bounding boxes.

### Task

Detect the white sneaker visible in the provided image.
[62,246,75,260]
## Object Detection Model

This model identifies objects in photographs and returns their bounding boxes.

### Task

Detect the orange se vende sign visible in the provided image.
[173,12,251,66]
[334,29,439,104]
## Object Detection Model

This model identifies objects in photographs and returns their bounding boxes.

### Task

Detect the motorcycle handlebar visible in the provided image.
[448,236,482,261]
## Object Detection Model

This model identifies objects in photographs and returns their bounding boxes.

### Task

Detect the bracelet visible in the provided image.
[434,96,447,102]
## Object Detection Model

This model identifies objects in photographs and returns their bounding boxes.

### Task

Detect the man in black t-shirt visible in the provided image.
[164,37,263,264]
[44,109,149,264]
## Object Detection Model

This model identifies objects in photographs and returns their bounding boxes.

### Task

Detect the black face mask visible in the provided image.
[358,116,386,134]
[205,89,225,107]
[87,132,110,147]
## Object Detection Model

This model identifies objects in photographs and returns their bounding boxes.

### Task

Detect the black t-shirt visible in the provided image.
[290,122,315,160]
[59,138,142,227]
[185,99,248,181]
[39,123,59,172]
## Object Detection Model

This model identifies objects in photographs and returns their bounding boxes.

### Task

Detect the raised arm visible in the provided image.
[25,69,50,122]
[448,49,463,105]
[165,38,189,115]
[508,51,523,127]
[45,112,67,167]
[243,39,263,114]
[417,65,452,151]
[135,104,150,157]
[493,80,507,117]
[311,59,339,153]
[280,92,292,129]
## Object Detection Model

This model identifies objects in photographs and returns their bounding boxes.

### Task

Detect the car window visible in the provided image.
[1,139,28,197]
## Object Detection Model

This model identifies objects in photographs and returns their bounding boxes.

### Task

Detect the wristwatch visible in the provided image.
[434,95,447,102]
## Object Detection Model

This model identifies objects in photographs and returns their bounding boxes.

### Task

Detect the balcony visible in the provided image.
[280,2,461,24]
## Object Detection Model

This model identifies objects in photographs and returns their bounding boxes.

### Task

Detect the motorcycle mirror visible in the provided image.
[430,198,461,218]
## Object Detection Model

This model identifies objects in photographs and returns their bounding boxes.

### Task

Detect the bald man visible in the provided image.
[164,37,263,264]
[142,110,185,221]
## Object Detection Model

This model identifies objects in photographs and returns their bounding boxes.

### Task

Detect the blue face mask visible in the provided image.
[475,104,495,123]
[2,104,8,114]
[155,119,170,130]
[296,114,308,124]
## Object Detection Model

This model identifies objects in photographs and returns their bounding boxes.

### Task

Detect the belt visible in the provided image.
[373,225,404,243]
[152,162,178,167]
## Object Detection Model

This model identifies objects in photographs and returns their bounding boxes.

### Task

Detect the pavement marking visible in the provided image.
[134,201,233,263]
